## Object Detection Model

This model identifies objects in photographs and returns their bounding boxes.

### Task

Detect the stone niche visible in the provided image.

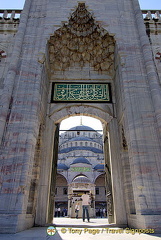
[48,3,115,75]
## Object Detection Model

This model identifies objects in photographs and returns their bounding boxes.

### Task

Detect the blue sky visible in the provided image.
[0,0,161,9]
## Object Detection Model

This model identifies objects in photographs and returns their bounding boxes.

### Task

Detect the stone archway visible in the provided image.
[0,0,160,234]
[54,174,68,217]
[35,2,126,227]
[35,103,127,227]
[94,173,107,217]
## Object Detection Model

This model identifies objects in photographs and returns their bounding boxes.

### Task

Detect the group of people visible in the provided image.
[55,192,91,221]
[55,192,107,222]
[96,207,107,218]
[55,207,67,217]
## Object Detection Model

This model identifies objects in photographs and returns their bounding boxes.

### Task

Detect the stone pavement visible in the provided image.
[0,218,161,240]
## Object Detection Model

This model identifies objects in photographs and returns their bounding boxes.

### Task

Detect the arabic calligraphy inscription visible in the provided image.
[52,83,111,102]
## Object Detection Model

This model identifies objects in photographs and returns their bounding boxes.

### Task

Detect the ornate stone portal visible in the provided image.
[0,0,161,234]
[48,3,115,73]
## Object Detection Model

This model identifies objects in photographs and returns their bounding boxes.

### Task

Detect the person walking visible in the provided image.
[81,191,91,222]
[75,202,80,218]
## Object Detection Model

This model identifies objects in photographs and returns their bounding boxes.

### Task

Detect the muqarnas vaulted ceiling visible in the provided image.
[49,3,115,74]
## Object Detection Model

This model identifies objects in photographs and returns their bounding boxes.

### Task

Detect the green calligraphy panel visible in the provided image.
[70,167,91,172]
[52,83,111,102]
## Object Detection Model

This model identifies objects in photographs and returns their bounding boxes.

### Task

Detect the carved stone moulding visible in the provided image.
[48,3,115,73]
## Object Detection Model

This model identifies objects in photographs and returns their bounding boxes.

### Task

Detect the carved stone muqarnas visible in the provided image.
[49,3,115,73]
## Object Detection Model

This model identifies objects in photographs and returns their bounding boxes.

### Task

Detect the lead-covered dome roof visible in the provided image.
[60,146,103,154]
[57,163,69,170]
[69,125,95,131]
[93,164,104,170]
[71,157,91,165]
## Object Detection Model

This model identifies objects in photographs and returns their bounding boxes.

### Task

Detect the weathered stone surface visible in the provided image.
[0,0,161,234]
[48,3,115,73]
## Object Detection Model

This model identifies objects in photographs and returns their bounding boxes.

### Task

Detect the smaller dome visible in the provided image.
[59,146,103,154]
[69,125,95,131]
[71,157,91,165]
[57,163,69,170]
[94,164,104,171]
[73,176,91,183]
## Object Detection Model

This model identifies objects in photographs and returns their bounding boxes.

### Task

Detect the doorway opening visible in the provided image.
[52,115,110,223]
[35,105,127,227]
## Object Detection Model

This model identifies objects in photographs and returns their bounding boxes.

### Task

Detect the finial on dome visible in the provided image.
[80,116,83,125]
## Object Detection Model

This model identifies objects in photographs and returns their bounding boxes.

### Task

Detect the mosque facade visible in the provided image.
[55,125,106,217]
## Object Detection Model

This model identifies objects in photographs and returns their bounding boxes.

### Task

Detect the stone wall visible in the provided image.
[0,1,161,233]
[0,10,20,97]
[143,11,161,84]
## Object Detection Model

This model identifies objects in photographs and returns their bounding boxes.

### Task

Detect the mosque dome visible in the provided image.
[71,157,91,165]
[57,163,69,170]
[69,125,95,131]
[60,146,103,154]
[93,164,104,171]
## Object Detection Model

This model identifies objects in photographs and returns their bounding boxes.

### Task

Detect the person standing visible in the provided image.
[58,207,61,217]
[81,192,91,222]
[62,208,66,217]
[75,202,80,219]
[103,208,106,217]
[100,208,103,218]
